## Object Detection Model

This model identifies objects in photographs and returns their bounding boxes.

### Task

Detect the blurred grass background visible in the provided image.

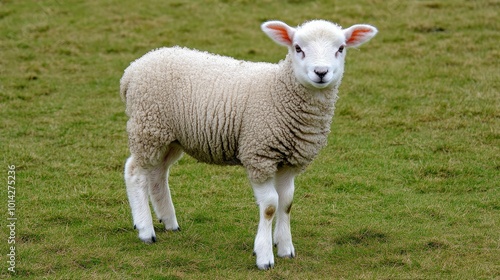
[0,0,498,278]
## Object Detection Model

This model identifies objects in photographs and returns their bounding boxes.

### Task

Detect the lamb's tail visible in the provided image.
[119,69,131,103]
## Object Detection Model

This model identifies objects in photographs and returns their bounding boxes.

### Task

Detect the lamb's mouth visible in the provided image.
[311,81,331,89]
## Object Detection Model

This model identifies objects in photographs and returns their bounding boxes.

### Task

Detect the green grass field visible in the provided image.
[1,0,499,278]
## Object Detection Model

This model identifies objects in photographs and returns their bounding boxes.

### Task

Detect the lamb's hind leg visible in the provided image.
[125,156,156,243]
[148,145,183,231]
[274,167,297,258]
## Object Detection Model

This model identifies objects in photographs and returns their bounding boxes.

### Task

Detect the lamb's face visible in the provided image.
[290,21,346,89]
[261,20,378,90]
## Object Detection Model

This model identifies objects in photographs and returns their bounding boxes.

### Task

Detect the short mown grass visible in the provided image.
[1,0,498,278]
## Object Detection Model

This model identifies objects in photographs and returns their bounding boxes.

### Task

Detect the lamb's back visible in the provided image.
[121,47,279,165]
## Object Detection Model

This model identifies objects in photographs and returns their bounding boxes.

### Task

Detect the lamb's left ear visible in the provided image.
[261,21,296,47]
[343,24,378,48]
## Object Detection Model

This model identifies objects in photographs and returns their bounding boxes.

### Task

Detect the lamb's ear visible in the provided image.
[261,21,296,47]
[343,24,378,48]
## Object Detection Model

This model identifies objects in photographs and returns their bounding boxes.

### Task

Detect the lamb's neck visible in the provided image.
[274,55,339,124]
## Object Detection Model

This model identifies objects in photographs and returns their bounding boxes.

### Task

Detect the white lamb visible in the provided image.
[120,19,377,270]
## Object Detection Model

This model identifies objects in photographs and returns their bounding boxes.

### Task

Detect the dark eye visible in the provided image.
[295,45,305,58]
[295,45,303,53]
[338,45,345,53]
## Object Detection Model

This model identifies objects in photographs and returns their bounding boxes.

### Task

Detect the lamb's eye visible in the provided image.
[295,45,305,58]
[338,45,345,53]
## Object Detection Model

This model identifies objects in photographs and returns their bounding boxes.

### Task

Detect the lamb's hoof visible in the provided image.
[161,219,180,232]
[165,226,180,232]
[255,253,275,270]
[277,252,295,259]
[257,262,274,270]
[277,247,295,258]
[277,243,295,259]
[140,235,156,244]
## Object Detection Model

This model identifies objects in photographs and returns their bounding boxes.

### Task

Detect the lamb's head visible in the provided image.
[262,20,377,89]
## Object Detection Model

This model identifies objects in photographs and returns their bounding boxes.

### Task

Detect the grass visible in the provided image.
[1,0,499,278]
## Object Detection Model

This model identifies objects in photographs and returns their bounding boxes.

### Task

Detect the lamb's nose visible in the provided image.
[314,68,328,79]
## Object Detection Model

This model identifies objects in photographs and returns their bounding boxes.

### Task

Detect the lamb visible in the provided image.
[120,19,377,270]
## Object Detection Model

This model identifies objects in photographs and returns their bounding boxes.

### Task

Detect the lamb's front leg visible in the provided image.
[274,167,297,258]
[251,178,279,270]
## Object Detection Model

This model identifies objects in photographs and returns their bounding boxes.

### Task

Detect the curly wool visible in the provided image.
[121,46,339,183]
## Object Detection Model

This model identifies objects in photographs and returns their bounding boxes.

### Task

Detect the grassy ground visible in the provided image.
[1,0,499,278]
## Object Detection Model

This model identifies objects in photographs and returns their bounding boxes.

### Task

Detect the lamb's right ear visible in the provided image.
[343,24,378,48]
[261,21,295,47]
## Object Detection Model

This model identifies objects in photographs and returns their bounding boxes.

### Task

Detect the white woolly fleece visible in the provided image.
[120,46,339,183]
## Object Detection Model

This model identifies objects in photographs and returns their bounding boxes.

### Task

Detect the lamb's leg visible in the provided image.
[125,156,156,243]
[149,146,183,231]
[274,167,297,258]
[251,177,279,270]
